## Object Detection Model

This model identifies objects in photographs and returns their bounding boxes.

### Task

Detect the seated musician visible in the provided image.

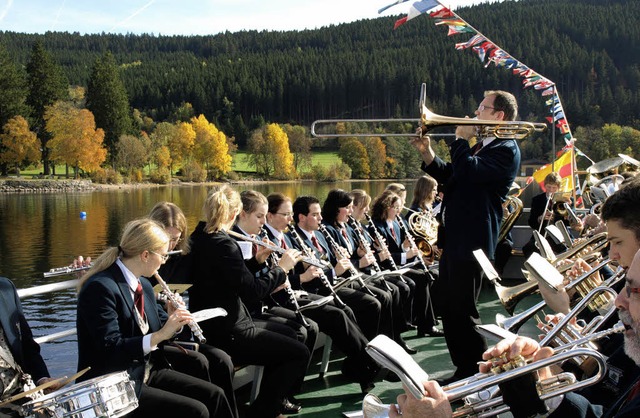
[370,189,442,338]
[523,172,583,258]
[263,192,381,393]
[232,190,317,413]
[290,195,382,342]
[350,189,417,335]
[187,185,310,418]
[76,218,233,418]
[320,189,414,353]
[0,277,64,417]
[148,201,239,418]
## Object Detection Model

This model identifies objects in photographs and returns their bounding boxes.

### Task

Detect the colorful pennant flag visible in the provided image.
[390,0,574,141]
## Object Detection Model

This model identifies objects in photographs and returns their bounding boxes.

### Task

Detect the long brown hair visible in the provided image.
[148,201,190,254]
[410,175,438,210]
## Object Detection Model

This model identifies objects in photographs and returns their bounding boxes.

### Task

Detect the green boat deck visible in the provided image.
[234,281,542,417]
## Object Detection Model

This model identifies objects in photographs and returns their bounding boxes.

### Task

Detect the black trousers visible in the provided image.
[404,269,438,333]
[439,254,487,376]
[133,368,233,418]
[220,322,310,418]
[336,284,381,340]
[162,344,239,418]
[387,274,414,328]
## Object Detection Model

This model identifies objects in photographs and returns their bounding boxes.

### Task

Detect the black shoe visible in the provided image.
[384,371,401,382]
[426,326,445,337]
[360,380,375,394]
[281,398,302,415]
[396,338,418,354]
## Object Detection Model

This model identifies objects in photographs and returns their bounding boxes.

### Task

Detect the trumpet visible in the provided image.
[44,250,183,278]
[496,259,625,333]
[226,230,329,269]
[153,272,206,344]
[362,345,608,418]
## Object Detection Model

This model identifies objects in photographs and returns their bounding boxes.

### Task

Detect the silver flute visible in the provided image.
[153,272,206,344]
[44,250,183,278]
[258,227,311,328]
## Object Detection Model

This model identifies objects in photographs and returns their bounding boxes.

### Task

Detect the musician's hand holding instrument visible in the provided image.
[255,237,274,264]
[152,305,195,347]
[479,336,554,380]
[299,265,323,284]
[277,248,303,274]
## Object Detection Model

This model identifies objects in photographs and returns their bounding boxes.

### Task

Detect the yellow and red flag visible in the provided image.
[531,149,574,192]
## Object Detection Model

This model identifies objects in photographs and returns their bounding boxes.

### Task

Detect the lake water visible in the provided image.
[0,179,538,378]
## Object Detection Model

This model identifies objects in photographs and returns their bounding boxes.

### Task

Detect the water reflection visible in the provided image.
[0,179,537,377]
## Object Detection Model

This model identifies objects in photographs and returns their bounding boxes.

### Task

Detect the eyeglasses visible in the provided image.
[150,251,169,262]
[169,236,183,244]
[276,212,293,217]
[625,283,640,298]
[477,104,496,112]
[392,205,402,210]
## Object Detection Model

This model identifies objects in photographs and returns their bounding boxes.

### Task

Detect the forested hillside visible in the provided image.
[1,0,638,151]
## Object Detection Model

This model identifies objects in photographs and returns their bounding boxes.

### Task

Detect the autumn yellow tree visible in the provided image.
[190,114,232,179]
[247,123,295,179]
[362,137,387,179]
[0,116,40,176]
[45,101,107,177]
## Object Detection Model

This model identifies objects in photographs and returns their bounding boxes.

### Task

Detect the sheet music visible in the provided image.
[472,249,500,283]
[366,335,429,399]
[524,253,564,292]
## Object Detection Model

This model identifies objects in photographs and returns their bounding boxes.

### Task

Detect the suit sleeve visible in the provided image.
[10,283,50,381]
[77,279,146,366]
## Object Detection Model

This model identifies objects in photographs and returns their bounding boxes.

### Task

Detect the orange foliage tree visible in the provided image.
[45,101,107,177]
[0,116,40,176]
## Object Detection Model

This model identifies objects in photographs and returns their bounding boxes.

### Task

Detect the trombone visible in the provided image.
[311,83,547,139]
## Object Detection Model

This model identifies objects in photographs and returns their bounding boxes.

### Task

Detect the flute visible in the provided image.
[227,230,329,269]
[44,250,183,278]
[258,227,311,328]
[153,272,207,344]
[287,222,347,309]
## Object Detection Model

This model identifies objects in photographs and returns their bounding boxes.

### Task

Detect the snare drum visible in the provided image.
[22,371,138,418]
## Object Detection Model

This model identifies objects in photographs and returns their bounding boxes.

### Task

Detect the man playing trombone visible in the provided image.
[411,90,522,382]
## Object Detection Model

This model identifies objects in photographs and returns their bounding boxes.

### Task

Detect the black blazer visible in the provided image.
[0,277,49,383]
[76,263,167,390]
[188,222,286,344]
[423,137,521,260]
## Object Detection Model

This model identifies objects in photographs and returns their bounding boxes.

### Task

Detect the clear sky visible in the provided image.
[0,0,492,36]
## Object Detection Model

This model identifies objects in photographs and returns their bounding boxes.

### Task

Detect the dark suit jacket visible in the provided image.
[0,277,49,383]
[76,263,167,391]
[423,137,520,260]
[372,218,409,267]
[554,389,640,418]
[188,222,286,344]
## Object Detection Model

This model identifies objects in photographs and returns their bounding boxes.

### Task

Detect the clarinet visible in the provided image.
[347,216,381,274]
[317,223,377,298]
[347,216,395,292]
[364,214,398,271]
[153,272,206,344]
[287,222,347,309]
[396,215,430,274]
[258,227,310,328]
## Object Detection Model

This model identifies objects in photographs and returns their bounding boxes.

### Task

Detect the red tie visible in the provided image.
[311,235,324,253]
[134,282,145,319]
[391,225,397,241]
[280,237,287,249]
[472,141,483,155]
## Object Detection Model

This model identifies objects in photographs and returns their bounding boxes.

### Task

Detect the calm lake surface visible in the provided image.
[0,179,538,377]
